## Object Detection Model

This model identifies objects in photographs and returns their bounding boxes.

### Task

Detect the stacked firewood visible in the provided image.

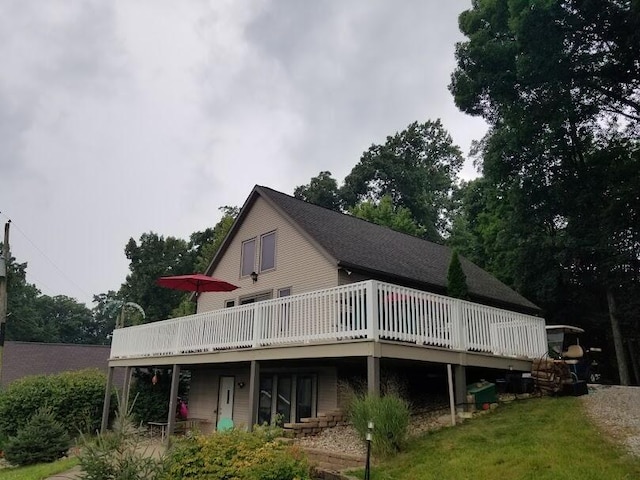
[531,357,571,395]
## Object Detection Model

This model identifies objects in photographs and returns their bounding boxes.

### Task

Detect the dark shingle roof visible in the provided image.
[256,186,540,314]
[1,341,123,388]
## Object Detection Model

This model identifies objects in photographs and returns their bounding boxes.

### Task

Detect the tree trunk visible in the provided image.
[606,288,630,385]
[628,339,640,386]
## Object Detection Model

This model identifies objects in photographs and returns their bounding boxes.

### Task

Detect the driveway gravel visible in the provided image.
[581,384,640,457]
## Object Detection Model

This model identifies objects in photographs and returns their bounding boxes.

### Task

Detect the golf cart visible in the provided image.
[546,325,602,383]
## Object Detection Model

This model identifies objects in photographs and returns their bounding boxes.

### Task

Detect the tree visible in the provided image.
[119,232,195,322]
[350,196,424,237]
[34,295,96,344]
[4,252,106,344]
[341,120,463,242]
[294,171,342,211]
[450,0,640,383]
[192,206,239,273]
[171,206,239,317]
[4,255,41,341]
[447,250,469,300]
[90,291,122,344]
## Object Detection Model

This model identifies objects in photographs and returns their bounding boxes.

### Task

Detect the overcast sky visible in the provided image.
[1,0,487,308]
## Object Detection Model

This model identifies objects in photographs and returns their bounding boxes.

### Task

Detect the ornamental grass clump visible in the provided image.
[349,393,411,457]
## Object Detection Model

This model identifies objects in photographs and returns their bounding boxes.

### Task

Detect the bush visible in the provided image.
[0,369,112,438]
[349,394,411,457]
[164,428,310,480]
[4,407,71,466]
[78,406,166,480]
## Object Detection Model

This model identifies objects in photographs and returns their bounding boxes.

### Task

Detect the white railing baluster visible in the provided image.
[109,280,547,360]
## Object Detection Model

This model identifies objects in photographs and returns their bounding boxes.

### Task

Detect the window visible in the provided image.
[240,291,272,305]
[260,232,276,272]
[224,300,235,308]
[278,287,291,297]
[241,238,256,277]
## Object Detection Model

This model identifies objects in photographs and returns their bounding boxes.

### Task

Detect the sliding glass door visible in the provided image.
[257,373,316,425]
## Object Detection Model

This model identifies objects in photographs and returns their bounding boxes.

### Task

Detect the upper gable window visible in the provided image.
[241,238,256,277]
[260,231,276,272]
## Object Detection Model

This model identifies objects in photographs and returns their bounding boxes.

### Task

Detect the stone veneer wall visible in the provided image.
[283,409,348,438]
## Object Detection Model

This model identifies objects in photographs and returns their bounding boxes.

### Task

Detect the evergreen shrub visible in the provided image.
[78,407,165,480]
[447,250,469,299]
[3,407,70,466]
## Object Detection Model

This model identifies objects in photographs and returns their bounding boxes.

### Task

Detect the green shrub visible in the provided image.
[0,369,113,438]
[4,407,71,466]
[164,428,310,480]
[349,394,411,457]
[78,406,166,480]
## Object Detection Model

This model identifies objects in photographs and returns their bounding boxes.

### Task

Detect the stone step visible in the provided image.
[303,447,365,470]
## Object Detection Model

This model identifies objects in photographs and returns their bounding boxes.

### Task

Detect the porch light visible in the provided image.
[250,271,258,283]
[237,381,245,389]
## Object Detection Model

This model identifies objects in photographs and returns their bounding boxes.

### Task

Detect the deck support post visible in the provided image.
[122,366,133,413]
[248,360,260,431]
[446,364,456,426]
[100,366,115,433]
[454,364,467,407]
[367,356,380,396]
[166,365,181,443]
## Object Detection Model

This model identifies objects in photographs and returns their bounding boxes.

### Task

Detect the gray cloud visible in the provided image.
[1,1,486,307]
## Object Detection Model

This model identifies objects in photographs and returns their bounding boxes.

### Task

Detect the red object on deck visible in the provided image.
[156,274,239,293]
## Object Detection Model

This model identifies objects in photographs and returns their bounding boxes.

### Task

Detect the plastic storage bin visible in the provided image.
[467,381,497,409]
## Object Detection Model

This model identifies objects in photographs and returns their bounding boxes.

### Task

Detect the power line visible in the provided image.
[0,211,92,301]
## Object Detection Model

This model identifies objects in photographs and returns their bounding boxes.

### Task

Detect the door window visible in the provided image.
[258,376,273,426]
[296,376,314,422]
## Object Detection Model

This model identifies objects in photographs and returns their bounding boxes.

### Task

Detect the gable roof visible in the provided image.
[206,185,541,315]
[0,341,123,388]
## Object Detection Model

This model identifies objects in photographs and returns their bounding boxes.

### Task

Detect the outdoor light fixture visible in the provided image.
[237,381,245,389]
[250,271,258,283]
[365,421,374,480]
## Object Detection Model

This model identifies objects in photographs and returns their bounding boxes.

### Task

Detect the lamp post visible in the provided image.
[365,420,374,480]
[0,220,10,387]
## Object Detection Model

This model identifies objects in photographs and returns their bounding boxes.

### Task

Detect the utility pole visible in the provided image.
[0,220,11,387]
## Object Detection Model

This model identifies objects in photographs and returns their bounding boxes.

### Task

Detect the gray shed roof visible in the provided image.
[209,185,540,314]
[0,341,124,388]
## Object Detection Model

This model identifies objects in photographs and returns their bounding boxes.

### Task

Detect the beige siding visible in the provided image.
[188,363,338,431]
[198,196,338,313]
[316,366,338,414]
[188,366,251,433]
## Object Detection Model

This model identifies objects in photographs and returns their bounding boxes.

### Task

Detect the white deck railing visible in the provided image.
[110,280,547,360]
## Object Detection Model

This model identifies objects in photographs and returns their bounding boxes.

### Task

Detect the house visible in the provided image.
[103,186,546,435]
[1,341,124,389]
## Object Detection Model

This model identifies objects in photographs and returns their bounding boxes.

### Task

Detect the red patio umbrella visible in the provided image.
[156,274,239,294]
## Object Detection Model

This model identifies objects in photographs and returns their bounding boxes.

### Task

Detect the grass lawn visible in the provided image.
[0,457,78,480]
[354,396,640,480]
